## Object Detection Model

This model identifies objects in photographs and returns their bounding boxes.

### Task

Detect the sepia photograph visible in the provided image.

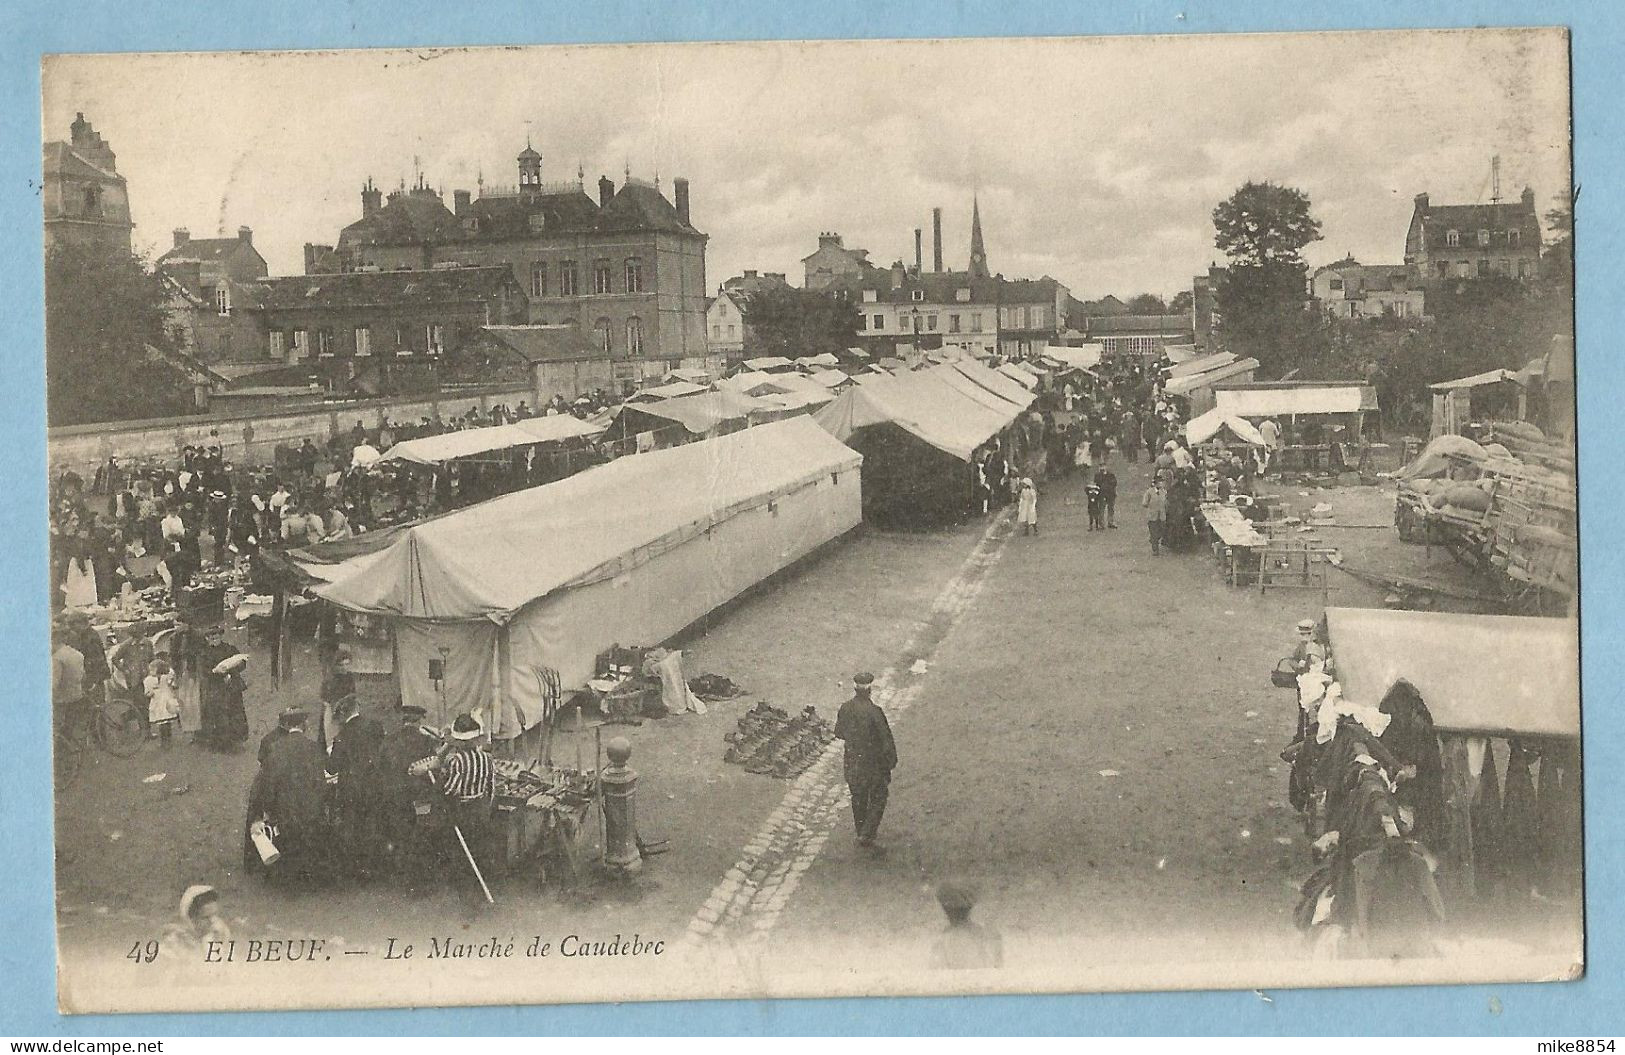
[42,28,1579,1015]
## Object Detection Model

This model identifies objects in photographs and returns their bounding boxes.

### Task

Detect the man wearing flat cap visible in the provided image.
[835,672,897,850]
[381,702,439,884]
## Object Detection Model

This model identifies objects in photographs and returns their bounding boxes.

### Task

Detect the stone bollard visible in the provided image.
[600,736,642,876]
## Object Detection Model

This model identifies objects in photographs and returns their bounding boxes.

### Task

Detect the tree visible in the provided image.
[740,287,861,360]
[1168,289,1193,316]
[1211,181,1324,375]
[1125,293,1167,314]
[1212,180,1323,268]
[46,243,196,426]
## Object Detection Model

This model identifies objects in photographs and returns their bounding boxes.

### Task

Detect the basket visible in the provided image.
[1271,658,1299,689]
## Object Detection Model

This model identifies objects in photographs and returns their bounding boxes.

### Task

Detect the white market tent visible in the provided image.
[610,389,773,437]
[1213,381,1376,418]
[997,363,1039,389]
[380,417,604,466]
[627,380,707,402]
[813,362,1033,463]
[796,352,841,369]
[740,355,797,372]
[306,417,863,736]
[1184,407,1267,446]
[1167,351,1237,379]
[1164,358,1260,414]
[664,367,712,385]
[1040,345,1104,372]
[806,368,852,390]
[1327,607,1578,738]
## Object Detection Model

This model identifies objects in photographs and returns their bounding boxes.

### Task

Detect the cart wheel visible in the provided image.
[98,700,147,758]
[55,731,85,791]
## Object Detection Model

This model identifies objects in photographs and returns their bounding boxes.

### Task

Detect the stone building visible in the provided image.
[156,226,270,364]
[1309,259,1425,320]
[1404,188,1543,282]
[306,142,708,380]
[43,113,133,253]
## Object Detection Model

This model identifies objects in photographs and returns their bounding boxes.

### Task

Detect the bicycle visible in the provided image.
[53,691,147,791]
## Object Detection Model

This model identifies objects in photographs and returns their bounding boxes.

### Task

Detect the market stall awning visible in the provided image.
[951,360,1038,410]
[1326,608,1578,738]
[381,417,603,466]
[741,356,795,372]
[997,363,1038,389]
[1040,345,1103,371]
[1164,357,1260,397]
[806,368,852,389]
[614,389,772,435]
[1184,407,1267,446]
[1213,382,1376,417]
[629,380,707,402]
[314,417,862,621]
[664,367,712,384]
[1430,369,1521,391]
[1167,351,1237,379]
[796,352,841,368]
[813,363,1027,462]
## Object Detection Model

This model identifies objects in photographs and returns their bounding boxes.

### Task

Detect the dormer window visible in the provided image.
[527,214,545,233]
[1445,229,1460,247]
[956,288,971,302]
[1478,228,1491,246]
[911,289,925,302]
[214,285,232,316]
[861,289,877,303]
[1509,229,1521,247]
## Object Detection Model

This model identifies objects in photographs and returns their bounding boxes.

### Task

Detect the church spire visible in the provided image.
[968,195,990,279]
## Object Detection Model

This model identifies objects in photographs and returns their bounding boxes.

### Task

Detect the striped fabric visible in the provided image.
[438,747,495,802]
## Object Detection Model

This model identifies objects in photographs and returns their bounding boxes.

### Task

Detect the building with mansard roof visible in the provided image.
[304,140,709,385]
[1404,187,1543,283]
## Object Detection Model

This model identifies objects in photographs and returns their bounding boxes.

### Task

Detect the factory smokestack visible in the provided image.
[932,207,943,272]
[914,228,923,272]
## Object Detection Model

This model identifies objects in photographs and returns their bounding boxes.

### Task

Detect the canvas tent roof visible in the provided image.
[806,368,851,389]
[1325,608,1578,738]
[380,417,603,466]
[741,356,795,372]
[796,352,841,368]
[311,417,861,621]
[951,360,1038,409]
[1167,351,1237,379]
[614,389,771,434]
[664,368,711,384]
[628,380,707,402]
[1430,369,1520,391]
[997,363,1038,389]
[1214,382,1376,417]
[813,363,1029,462]
[1184,408,1267,446]
[1040,345,1103,371]
[1164,357,1260,397]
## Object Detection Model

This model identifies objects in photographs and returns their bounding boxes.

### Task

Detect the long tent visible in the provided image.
[627,380,708,402]
[1214,381,1377,418]
[1164,358,1260,414]
[606,389,772,443]
[380,417,603,466]
[304,417,863,737]
[1183,407,1267,446]
[1040,345,1103,372]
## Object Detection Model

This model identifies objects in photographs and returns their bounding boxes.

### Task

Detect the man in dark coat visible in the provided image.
[326,696,389,878]
[245,708,329,887]
[834,672,898,849]
[379,703,440,884]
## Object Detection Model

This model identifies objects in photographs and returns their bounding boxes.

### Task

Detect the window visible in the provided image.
[395,324,408,350]
[268,331,285,360]
[291,329,309,362]
[1478,229,1490,247]
[594,317,612,355]
[560,260,579,296]
[727,324,736,339]
[1329,278,1344,291]
[1436,261,1450,278]
[82,184,101,217]
[1457,261,1473,278]
[911,289,925,302]
[956,288,971,302]
[1477,258,1490,277]
[1446,229,1460,247]
[711,324,721,339]
[926,314,938,331]
[354,327,371,357]
[425,323,444,355]
[593,260,612,295]
[625,257,644,293]
[1031,306,1046,328]
[861,289,877,303]
[217,334,231,359]
[530,262,547,298]
[1509,229,1521,248]
[317,328,335,356]
[872,314,883,330]
[1518,258,1533,279]
[626,316,643,356]
[214,285,232,316]
[970,313,983,332]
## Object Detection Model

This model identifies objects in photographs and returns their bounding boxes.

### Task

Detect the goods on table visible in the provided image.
[493,758,596,810]
[723,702,835,779]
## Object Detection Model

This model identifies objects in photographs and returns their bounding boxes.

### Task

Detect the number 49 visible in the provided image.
[127,940,159,964]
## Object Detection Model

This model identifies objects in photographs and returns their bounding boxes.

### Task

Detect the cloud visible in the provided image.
[43,29,1569,299]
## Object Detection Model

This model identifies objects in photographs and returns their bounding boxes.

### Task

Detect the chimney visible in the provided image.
[1413,192,1429,212]
[673,177,691,225]
[744,269,758,278]
[599,175,615,207]
[303,243,320,274]
[915,228,923,272]
[453,189,471,215]
[173,228,190,248]
[238,226,253,245]
[819,232,843,249]
[890,260,906,290]
[932,207,944,272]
[361,180,382,219]
[1521,185,1536,208]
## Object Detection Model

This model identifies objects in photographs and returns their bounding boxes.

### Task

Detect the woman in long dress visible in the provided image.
[61,535,99,609]
[1016,478,1039,536]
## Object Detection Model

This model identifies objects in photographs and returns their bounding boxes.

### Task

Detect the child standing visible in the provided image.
[1085,478,1105,531]
[145,658,180,747]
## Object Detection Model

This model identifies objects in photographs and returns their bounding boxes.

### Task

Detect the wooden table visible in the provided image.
[1199,504,1269,585]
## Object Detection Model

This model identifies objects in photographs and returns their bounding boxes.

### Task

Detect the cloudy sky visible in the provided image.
[42,29,1569,299]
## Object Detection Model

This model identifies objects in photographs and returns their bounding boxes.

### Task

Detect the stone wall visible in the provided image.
[47,384,535,479]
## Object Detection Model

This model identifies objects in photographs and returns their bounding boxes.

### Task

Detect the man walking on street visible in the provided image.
[835,672,897,851]
[1142,477,1168,555]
